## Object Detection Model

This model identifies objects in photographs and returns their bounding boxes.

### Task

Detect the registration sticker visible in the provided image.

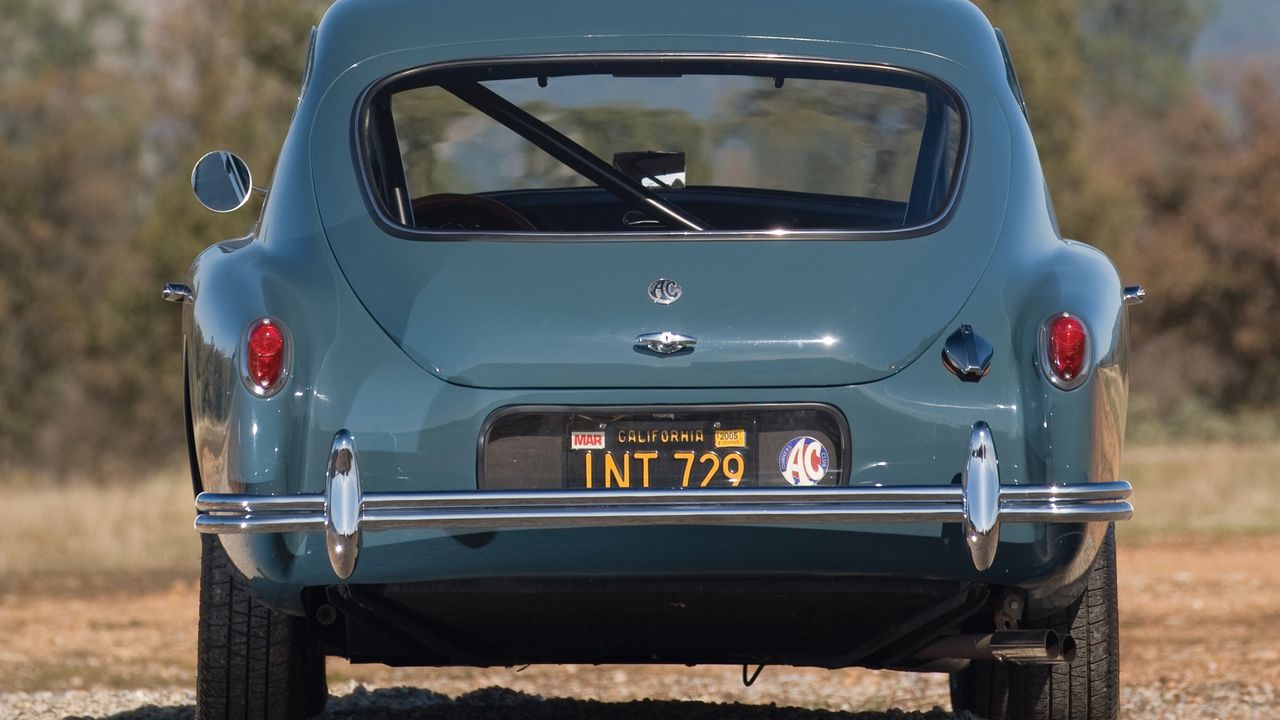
[714,429,747,449]
[570,431,606,450]
[779,436,829,486]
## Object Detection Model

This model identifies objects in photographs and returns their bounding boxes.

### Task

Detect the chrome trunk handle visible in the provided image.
[635,331,697,355]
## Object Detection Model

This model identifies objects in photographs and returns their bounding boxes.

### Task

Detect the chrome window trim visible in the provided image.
[298,26,318,104]
[350,53,973,243]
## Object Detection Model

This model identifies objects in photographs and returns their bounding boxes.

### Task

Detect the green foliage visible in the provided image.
[0,0,326,478]
[970,0,1206,252]
[0,0,146,473]
[126,0,326,465]
[230,0,327,82]
[0,0,137,76]
[971,0,1093,241]
[394,89,494,194]
[1080,0,1210,113]
[716,80,939,201]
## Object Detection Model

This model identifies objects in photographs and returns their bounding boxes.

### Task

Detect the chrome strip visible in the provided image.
[367,486,967,507]
[193,491,1133,518]
[998,483,1133,502]
[193,484,1133,514]
[194,423,1134,578]
[196,495,322,513]
[197,515,326,533]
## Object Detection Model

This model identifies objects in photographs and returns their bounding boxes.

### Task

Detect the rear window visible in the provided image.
[360,58,966,235]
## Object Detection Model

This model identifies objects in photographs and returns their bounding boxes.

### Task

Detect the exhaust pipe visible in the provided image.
[914,630,1077,665]
[990,630,1076,664]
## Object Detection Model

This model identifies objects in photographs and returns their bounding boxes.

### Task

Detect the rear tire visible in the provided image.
[950,525,1120,720]
[197,535,328,720]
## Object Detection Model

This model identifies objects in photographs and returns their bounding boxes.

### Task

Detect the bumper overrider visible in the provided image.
[195,422,1133,579]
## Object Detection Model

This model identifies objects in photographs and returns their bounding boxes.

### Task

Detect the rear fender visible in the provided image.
[939,113,1129,617]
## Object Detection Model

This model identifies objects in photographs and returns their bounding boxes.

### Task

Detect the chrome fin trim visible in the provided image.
[962,421,1001,571]
[323,430,361,580]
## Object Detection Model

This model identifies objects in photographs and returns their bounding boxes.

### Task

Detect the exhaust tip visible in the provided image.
[1042,630,1060,656]
[1059,633,1078,663]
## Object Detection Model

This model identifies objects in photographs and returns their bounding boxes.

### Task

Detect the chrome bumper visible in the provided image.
[195,424,1133,579]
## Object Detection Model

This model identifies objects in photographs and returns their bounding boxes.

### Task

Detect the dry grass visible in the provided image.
[0,469,198,579]
[0,442,1276,578]
[1121,442,1280,541]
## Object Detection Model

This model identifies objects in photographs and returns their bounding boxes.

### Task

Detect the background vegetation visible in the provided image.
[0,0,1276,480]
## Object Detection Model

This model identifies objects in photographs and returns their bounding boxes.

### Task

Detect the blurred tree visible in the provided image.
[1080,0,1210,114]
[971,0,1094,243]
[0,0,327,479]
[0,0,1273,478]
[107,0,329,475]
[1123,71,1280,411]
[970,0,1205,256]
[0,0,145,475]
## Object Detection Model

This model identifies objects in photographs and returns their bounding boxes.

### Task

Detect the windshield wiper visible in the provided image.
[440,81,708,232]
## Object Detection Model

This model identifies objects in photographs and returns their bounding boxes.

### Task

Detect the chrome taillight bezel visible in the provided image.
[1038,312,1091,391]
[240,317,292,397]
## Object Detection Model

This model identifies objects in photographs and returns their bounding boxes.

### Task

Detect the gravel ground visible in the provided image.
[2,537,1278,719]
[0,685,981,720]
[2,679,1277,720]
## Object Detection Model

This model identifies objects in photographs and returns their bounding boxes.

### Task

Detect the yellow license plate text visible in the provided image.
[582,451,746,488]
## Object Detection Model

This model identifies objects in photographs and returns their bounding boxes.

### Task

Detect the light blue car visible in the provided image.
[171,1,1140,718]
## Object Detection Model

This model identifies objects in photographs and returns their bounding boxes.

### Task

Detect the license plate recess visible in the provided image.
[480,405,848,491]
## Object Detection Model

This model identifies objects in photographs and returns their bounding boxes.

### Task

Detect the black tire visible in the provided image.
[950,525,1120,720]
[197,535,328,720]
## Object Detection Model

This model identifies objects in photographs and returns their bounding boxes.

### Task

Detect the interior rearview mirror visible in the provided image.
[613,151,686,189]
[192,151,253,213]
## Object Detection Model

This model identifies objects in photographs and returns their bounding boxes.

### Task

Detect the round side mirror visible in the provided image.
[192,151,253,213]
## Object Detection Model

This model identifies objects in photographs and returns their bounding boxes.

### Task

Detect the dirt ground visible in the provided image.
[1,536,1278,718]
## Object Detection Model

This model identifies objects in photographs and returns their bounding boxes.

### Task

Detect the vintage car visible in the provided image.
[169,0,1141,718]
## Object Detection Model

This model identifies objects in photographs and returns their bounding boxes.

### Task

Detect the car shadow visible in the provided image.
[95,687,972,720]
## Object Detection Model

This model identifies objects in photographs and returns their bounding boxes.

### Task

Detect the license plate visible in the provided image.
[480,405,846,491]
[565,420,758,489]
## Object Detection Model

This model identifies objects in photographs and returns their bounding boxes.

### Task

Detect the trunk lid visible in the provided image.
[325,234,993,388]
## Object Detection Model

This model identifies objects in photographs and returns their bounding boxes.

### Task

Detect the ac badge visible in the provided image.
[647,278,682,305]
[778,436,829,486]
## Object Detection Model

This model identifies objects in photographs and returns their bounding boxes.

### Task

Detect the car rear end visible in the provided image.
[186,0,1133,699]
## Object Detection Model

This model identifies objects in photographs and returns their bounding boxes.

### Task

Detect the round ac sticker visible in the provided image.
[779,436,829,486]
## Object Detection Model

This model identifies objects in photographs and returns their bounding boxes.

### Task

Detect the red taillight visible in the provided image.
[1046,314,1088,384]
[246,320,286,392]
